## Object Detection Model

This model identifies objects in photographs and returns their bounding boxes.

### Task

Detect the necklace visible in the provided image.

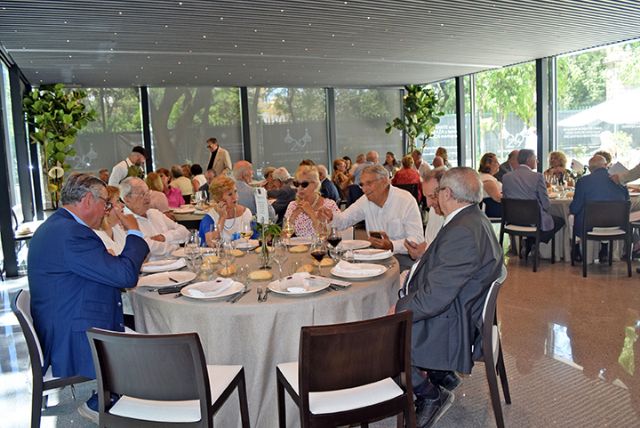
[221,207,237,230]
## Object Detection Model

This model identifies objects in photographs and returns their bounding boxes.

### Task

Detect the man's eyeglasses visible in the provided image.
[293,181,311,188]
[360,178,382,188]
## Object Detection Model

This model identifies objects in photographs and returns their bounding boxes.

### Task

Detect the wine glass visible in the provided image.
[185,230,200,271]
[310,238,327,276]
[316,218,329,241]
[220,239,236,274]
[272,237,289,281]
[327,227,342,260]
[240,220,253,241]
[206,223,221,255]
[282,216,294,243]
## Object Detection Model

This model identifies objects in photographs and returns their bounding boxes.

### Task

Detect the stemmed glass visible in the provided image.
[272,237,289,281]
[240,220,253,241]
[220,239,236,275]
[310,237,328,276]
[327,227,342,260]
[184,230,201,272]
[206,223,221,256]
[282,216,294,243]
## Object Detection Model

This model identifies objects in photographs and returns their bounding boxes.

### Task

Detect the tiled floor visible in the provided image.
[2,253,639,427]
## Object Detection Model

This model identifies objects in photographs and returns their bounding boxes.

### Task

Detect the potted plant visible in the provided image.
[23,83,96,208]
[385,84,444,153]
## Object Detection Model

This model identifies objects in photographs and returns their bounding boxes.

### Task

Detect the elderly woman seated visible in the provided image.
[391,155,422,202]
[200,175,257,246]
[284,165,340,237]
[478,152,502,218]
[94,185,128,256]
[545,151,574,186]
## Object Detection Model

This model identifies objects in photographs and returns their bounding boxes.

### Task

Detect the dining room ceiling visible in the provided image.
[1,0,640,88]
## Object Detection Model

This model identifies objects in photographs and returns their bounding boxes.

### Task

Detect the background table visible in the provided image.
[130,251,400,427]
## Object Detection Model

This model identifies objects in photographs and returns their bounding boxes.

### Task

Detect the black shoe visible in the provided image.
[415,386,455,428]
[430,371,462,391]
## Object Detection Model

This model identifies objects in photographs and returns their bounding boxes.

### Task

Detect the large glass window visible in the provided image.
[557,39,640,176]
[424,79,458,166]
[149,87,242,170]
[1,62,20,210]
[335,88,402,167]
[73,88,143,173]
[474,62,537,165]
[248,87,327,175]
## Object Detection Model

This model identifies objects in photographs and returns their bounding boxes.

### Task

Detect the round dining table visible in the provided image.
[129,250,401,427]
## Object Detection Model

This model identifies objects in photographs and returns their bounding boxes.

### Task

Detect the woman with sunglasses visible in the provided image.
[284,165,340,237]
[93,185,128,255]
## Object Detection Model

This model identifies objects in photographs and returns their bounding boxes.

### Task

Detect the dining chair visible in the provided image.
[479,198,502,224]
[474,266,511,428]
[571,200,631,278]
[86,328,250,427]
[499,198,555,272]
[11,289,90,428]
[276,311,415,428]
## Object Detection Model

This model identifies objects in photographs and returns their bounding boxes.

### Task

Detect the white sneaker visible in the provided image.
[77,402,99,424]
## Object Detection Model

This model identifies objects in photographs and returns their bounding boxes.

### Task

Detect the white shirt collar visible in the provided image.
[443,203,472,227]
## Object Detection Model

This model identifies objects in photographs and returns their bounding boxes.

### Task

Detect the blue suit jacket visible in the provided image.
[569,168,629,236]
[320,178,340,202]
[502,165,554,231]
[28,209,149,379]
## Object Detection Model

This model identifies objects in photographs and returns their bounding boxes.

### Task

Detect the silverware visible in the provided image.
[230,289,250,303]
[262,288,271,302]
[257,287,264,302]
[168,277,180,283]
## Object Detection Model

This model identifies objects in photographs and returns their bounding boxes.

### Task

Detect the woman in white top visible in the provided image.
[203,175,254,245]
[93,185,128,255]
[190,164,207,193]
[478,152,502,218]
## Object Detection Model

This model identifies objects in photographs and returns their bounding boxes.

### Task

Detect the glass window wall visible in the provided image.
[148,87,242,171]
[248,87,327,175]
[424,79,458,167]
[1,63,20,211]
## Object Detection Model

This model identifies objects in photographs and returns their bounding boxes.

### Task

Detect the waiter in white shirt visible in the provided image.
[108,146,147,185]
[320,164,424,269]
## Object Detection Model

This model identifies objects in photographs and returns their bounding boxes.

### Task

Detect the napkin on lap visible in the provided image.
[187,277,235,298]
[333,260,385,276]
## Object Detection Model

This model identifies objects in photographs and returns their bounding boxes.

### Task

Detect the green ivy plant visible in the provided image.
[23,84,96,207]
[385,84,444,152]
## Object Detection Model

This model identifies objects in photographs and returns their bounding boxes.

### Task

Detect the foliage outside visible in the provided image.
[385,84,444,152]
[23,83,96,207]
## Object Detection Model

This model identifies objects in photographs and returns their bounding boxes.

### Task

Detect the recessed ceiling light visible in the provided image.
[234,44,238,48]
[118,11,122,15]
[220,17,224,20]
[254,29,258,32]
[205,66,209,70]
[177,61,181,64]
[169,71,173,75]
[282,39,285,43]
[66,39,70,43]
[178,1,183,5]
[194,75,198,79]
[203,35,207,38]
[165,25,169,28]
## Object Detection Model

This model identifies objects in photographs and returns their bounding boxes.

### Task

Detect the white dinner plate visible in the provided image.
[171,247,215,258]
[285,237,314,246]
[340,239,371,251]
[180,281,244,300]
[353,249,393,261]
[330,263,387,279]
[173,207,196,214]
[268,275,330,296]
[235,239,259,250]
[629,191,640,197]
[141,258,186,273]
[137,271,197,288]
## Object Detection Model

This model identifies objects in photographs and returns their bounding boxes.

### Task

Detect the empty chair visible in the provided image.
[276,312,415,428]
[474,266,511,428]
[86,328,250,427]
[11,290,90,428]
[499,198,555,272]
[571,200,631,278]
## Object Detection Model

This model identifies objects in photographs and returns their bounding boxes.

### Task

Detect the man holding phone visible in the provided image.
[319,164,424,268]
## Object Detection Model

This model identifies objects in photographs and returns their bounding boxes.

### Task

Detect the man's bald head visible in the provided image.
[588,155,607,172]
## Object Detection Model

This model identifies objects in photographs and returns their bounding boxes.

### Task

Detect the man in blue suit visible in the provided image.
[570,155,629,260]
[28,173,149,421]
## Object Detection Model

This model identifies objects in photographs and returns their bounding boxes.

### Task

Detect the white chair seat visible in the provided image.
[277,361,403,415]
[587,227,625,236]
[109,364,241,422]
[504,224,536,233]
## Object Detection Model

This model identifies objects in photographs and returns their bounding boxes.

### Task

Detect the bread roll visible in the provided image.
[218,264,237,277]
[296,264,314,273]
[229,249,244,257]
[255,246,273,254]
[248,270,273,280]
[202,255,219,265]
[289,245,309,253]
[312,257,335,267]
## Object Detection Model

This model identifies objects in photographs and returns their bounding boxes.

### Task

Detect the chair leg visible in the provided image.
[532,238,538,272]
[276,371,287,428]
[582,240,588,278]
[237,370,250,428]
[31,388,43,428]
[551,234,555,264]
[485,361,506,428]
[396,412,404,428]
[609,240,613,266]
[570,234,575,266]
[497,347,511,404]
[627,237,632,277]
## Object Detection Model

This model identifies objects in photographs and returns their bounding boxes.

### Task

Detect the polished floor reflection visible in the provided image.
[1,254,639,427]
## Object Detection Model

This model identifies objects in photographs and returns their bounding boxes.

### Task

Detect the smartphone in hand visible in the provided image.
[369,231,383,239]
[405,239,418,248]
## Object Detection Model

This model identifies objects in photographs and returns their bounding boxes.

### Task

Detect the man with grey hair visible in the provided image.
[392,167,503,428]
[28,173,149,421]
[352,150,380,185]
[317,164,340,202]
[502,148,565,249]
[233,160,276,221]
[320,164,424,267]
[267,167,296,224]
[570,155,629,260]
[121,177,190,258]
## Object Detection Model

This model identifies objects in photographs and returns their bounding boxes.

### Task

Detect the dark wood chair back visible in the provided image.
[583,200,630,232]
[501,198,539,227]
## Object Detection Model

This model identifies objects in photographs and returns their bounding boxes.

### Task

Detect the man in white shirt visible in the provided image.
[405,168,446,260]
[108,146,147,186]
[321,165,424,268]
[412,149,432,181]
[120,177,190,258]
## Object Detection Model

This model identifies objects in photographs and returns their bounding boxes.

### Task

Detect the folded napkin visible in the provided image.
[333,260,385,276]
[186,278,235,298]
[141,258,186,273]
[353,249,392,260]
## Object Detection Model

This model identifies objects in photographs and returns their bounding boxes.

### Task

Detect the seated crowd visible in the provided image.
[26,137,635,427]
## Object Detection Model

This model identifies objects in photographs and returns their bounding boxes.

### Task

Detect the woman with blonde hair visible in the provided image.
[545,151,573,185]
[93,186,127,255]
[284,165,340,237]
[332,158,352,199]
[200,175,256,245]
[145,172,171,213]
[435,147,451,168]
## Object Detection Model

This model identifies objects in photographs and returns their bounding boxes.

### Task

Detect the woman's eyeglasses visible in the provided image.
[293,181,311,188]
